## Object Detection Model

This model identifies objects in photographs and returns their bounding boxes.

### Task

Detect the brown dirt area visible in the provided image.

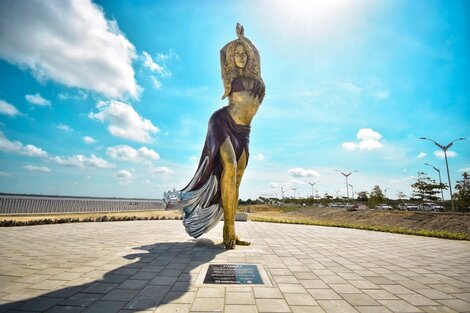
[241,204,470,235]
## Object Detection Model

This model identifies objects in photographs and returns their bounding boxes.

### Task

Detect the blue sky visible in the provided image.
[0,0,469,200]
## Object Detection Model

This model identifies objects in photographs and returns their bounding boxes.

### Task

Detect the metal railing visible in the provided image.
[0,195,163,214]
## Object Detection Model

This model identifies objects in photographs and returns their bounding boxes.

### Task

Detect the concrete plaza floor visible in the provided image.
[0,220,469,313]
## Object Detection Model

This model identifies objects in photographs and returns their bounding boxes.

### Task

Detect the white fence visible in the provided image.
[0,195,163,214]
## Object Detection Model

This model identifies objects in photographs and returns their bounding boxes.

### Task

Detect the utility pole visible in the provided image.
[292,187,298,199]
[308,182,317,199]
[335,170,358,205]
[420,137,465,211]
[348,184,354,200]
[425,162,445,207]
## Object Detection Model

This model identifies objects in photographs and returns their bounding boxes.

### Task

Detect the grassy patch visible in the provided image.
[250,216,469,241]
[0,213,183,227]
[278,206,298,213]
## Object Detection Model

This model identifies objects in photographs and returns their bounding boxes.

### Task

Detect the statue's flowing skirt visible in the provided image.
[166,106,250,238]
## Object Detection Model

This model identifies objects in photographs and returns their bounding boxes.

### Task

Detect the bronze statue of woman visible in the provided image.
[164,23,265,249]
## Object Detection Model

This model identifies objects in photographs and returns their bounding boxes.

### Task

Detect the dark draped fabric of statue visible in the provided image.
[165,106,250,238]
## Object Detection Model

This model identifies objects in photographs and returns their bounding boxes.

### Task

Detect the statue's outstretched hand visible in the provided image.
[236,23,245,38]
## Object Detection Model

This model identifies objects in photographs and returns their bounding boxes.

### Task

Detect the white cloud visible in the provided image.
[151,166,173,175]
[115,169,134,184]
[458,167,470,173]
[150,76,162,89]
[58,91,88,101]
[253,153,265,161]
[51,154,113,169]
[374,91,389,100]
[0,132,48,157]
[24,165,50,172]
[0,100,21,117]
[338,82,362,94]
[289,179,306,187]
[156,53,169,62]
[142,51,165,74]
[143,51,172,90]
[57,123,73,132]
[106,145,159,163]
[156,50,179,63]
[417,152,426,159]
[89,100,159,143]
[342,128,384,151]
[83,136,97,144]
[269,182,278,188]
[288,168,321,177]
[0,1,138,99]
[433,150,457,159]
[0,171,11,177]
[342,142,357,151]
[25,93,50,106]
[23,145,48,157]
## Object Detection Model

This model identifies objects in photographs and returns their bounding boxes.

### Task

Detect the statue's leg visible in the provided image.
[220,137,237,249]
[235,149,250,246]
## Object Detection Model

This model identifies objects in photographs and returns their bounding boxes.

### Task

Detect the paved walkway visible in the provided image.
[0,221,469,313]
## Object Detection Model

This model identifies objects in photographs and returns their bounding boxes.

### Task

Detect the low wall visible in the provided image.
[0,195,163,214]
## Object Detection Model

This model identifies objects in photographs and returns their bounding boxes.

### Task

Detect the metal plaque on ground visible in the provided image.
[194,263,272,287]
[204,264,263,284]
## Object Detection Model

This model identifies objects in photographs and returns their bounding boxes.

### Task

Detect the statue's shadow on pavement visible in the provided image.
[0,238,227,313]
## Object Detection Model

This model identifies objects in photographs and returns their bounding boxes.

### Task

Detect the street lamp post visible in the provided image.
[424,162,445,207]
[292,187,298,199]
[384,188,389,201]
[335,170,358,205]
[309,181,318,200]
[420,137,465,211]
[281,187,285,200]
[348,184,354,200]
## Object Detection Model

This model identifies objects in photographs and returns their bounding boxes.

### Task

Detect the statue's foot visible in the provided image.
[224,239,236,249]
[236,238,251,246]
[235,235,251,246]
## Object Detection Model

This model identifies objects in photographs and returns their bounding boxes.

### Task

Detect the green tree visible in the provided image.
[454,172,470,211]
[368,185,384,208]
[321,193,333,207]
[411,173,447,202]
[356,191,368,201]
[396,191,407,202]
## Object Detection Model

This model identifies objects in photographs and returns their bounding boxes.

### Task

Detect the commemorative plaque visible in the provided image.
[203,264,263,285]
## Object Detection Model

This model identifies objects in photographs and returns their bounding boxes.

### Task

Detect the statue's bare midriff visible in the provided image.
[228,90,261,126]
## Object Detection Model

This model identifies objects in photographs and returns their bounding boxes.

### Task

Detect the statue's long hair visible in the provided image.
[220,37,263,99]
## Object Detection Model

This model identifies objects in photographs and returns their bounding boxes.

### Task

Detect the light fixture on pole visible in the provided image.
[335,170,358,204]
[424,162,445,207]
[384,188,389,200]
[292,187,298,199]
[420,137,465,211]
[309,181,318,200]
